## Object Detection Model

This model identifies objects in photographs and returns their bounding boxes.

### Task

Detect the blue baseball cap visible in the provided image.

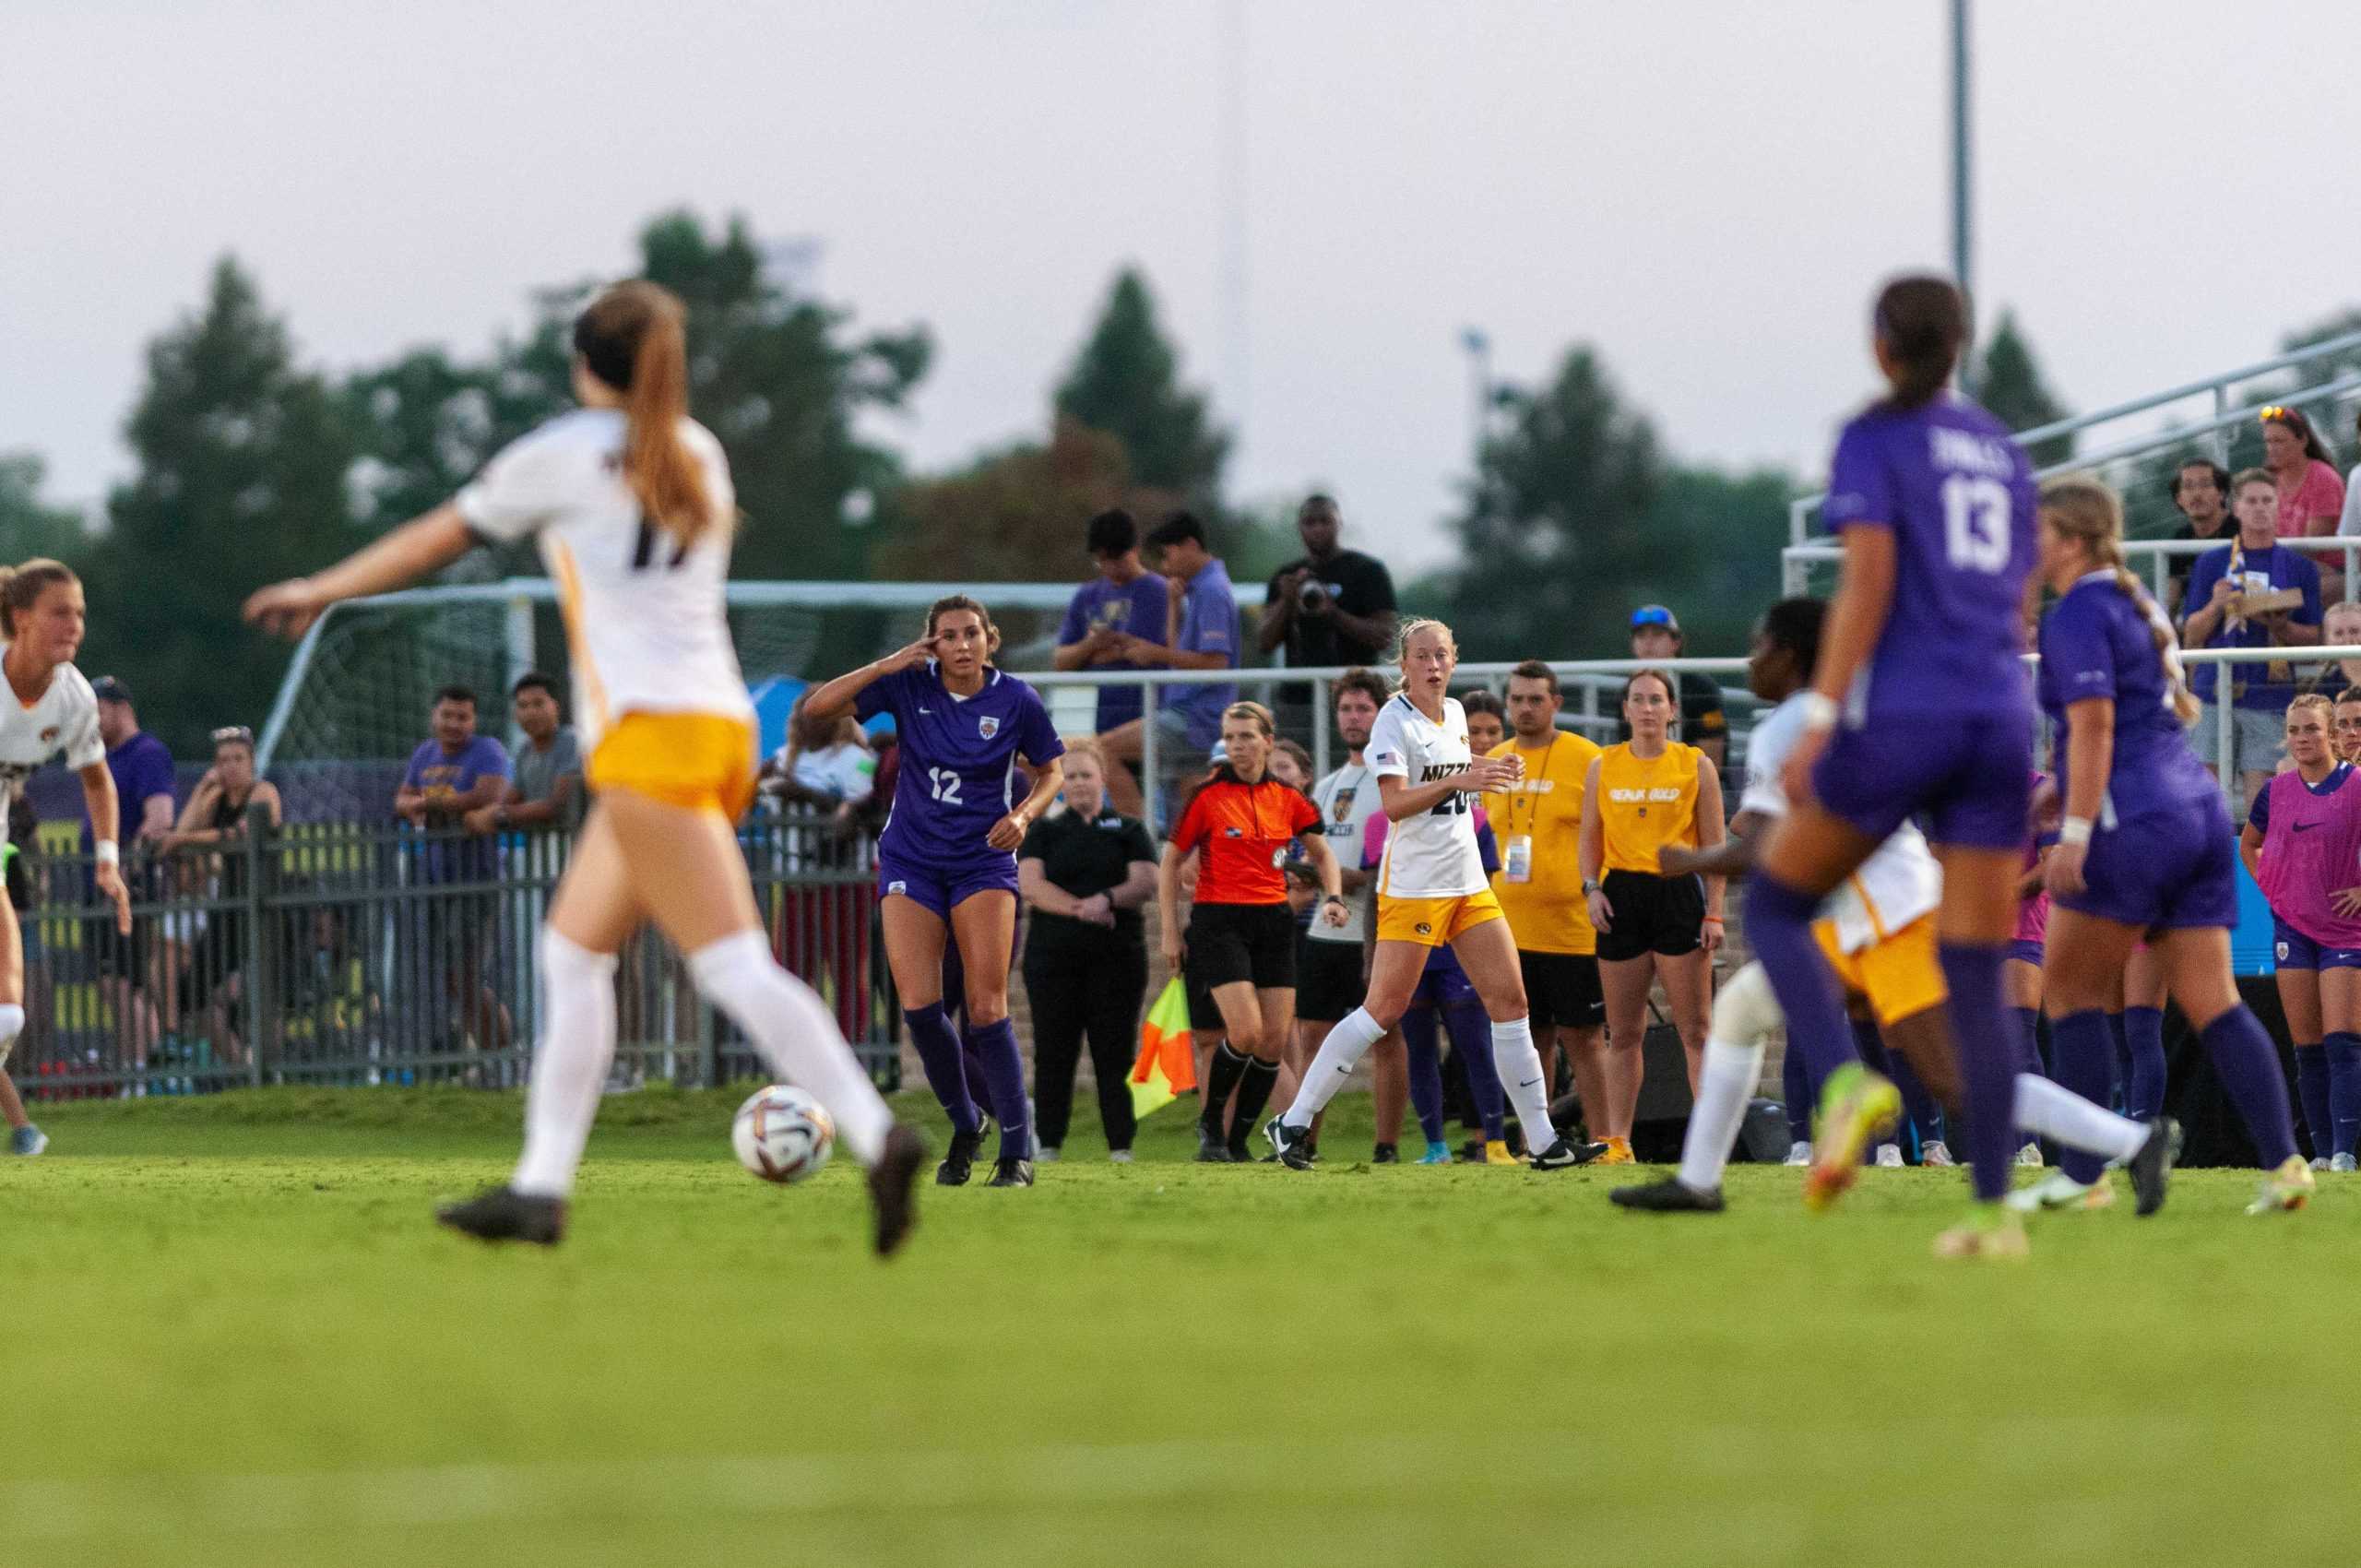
[1630,605,1679,633]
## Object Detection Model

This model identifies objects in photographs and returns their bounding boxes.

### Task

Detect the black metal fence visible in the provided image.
[10,809,893,1099]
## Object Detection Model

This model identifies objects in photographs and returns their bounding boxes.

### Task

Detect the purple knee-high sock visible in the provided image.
[2201,1008,2298,1169]
[1447,1003,1505,1141]
[2294,1044,2331,1162]
[904,1001,980,1134]
[965,1016,1032,1161]
[2326,1033,2361,1160]
[2122,1006,2167,1121]
[2008,1007,2045,1078]
[1939,943,2014,1203]
[1401,1010,1447,1145]
[1782,1045,1812,1144]
[2047,1011,2117,1185]
[2106,1012,2130,1111]
[1745,877,1860,1086]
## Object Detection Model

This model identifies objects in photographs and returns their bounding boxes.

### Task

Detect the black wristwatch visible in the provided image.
[1582,877,1601,896]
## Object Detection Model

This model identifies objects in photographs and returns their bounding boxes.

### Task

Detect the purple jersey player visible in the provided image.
[803,595,1066,1189]
[2240,695,2361,1167]
[2032,476,2310,1216]
[1745,276,2051,1257]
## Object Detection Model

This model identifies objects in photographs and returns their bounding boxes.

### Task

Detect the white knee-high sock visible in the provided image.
[1678,964,1783,1191]
[689,930,891,1165]
[1490,1014,1560,1152]
[1679,1037,1765,1191]
[1282,1005,1387,1127]
[513,930,621,1198]
[2012,1073,2145,1164]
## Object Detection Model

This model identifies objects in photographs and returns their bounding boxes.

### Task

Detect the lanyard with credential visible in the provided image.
[1499,734,1563,884]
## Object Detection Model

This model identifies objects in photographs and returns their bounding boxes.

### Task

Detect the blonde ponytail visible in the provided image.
[572,281,720,546]
[2040,475,2201,728]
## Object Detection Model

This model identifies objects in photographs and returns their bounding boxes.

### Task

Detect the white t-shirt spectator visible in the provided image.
[784,741,876,806]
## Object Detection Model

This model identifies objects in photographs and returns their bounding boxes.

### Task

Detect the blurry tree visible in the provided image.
[0,454,90,564]
[91,258,361,754]
[1055,268,1228,503]
[872,420,1181,583]
[1637,466,1795,657]
[1975,311,2074,466]
[1443,347,1671,661]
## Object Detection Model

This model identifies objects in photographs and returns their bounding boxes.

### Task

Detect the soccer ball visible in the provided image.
[730,1085,836,1183]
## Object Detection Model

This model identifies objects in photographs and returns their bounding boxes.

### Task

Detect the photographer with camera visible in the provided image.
[1259,494,1398,670]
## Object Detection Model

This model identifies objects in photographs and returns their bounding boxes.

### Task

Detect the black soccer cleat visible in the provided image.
[1530,1136,1608,1170]
[1371,1142,1399,1164]
[1264,1116,1315,1170]
[937,1128,981,1187]
[2130,1115,2178,1218]
[1608,1177,1726,1213]
[984,1157,1034,1188]
[868,1123,926,1258]
[1195,1123,1235,1163]
[436,1185,566,1245]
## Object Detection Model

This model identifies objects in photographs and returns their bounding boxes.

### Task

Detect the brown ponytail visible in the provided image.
[0,559,77,641]
[2038,475,2201,727]
[572,281,719,546]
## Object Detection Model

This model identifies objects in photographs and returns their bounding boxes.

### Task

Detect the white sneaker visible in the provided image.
[1874,1143,1904,1168]
[2005,1170,2114,1213]
[1037,1146,1062,1163]
[1920,1139,1955,1167]
[2331,1153,2357,1173]
[2016,1142,2045,1168]
[1109,1149,1134,1164]
[1784,1140,1812,1167]
[2310,1157,2331,1172]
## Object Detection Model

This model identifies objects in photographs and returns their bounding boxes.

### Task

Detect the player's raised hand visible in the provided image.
[1463,754,1522,791]
[884,636,940,673]
[243,577,329,639]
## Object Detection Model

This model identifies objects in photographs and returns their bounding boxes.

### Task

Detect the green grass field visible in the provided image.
[5,1085,2355,1568]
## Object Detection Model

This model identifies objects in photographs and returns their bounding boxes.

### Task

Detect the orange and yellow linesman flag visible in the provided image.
[1129,976,1197,1119]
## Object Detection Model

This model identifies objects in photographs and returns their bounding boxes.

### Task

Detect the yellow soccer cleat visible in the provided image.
[1595,1136,1636,1167]
[1803,1063,1901,1213]
[2247,1154,2317,1215]
[1482,1139,1520,1166]
[1932,1204,2031,1260]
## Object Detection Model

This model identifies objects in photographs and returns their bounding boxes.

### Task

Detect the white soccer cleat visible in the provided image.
[2016,1142,2045,1168]
[2331,1153,2357,1174]
[1783,1140,1812,1167]
[1874,1144,1904,1168]
[2005,1170,2114,1214]
[1920,1139,1955,1167]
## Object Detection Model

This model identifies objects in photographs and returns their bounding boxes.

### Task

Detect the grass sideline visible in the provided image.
[5,1087,2355,1568]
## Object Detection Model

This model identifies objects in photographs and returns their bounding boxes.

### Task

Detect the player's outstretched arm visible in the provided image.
[244,505,475,638]
[1661,808,1767,882]
[802,638,937,723]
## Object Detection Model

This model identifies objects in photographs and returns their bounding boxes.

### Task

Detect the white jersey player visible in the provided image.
[0,561,133,1157]
[1609,599,2173,1217]
[246,280,924,1253]
[1267,619,1596,1170]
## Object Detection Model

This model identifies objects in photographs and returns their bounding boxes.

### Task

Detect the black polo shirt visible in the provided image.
[1018,807,1157,957]
[1267,549,1397,666]
[1615,672,1727,749]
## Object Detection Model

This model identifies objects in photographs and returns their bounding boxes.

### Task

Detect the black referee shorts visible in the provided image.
[1594,870,1705,962]
[1184,902,1298,994]
[1295,933,1367,1024]
[1520,949,1605,1031]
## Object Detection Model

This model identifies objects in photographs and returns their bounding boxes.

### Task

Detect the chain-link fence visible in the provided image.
[10,809,893,1099]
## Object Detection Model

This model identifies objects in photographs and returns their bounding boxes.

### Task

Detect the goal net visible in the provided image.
[256,580,1081,820]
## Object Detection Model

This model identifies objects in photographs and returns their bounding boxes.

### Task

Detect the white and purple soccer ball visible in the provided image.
[730,1085,836,1184]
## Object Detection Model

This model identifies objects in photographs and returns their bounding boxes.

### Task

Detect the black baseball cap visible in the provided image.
[91,676,132,705]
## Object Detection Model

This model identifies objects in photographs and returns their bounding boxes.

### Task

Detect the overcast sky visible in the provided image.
[6,1,2357,573]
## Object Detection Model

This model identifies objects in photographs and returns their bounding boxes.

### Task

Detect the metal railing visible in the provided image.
[1786,328,2361,554]
[8,808,891,1099]
[1785,534,2361,609]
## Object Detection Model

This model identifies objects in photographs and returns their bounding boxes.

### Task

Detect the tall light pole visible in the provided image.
[1951,0,1972,303]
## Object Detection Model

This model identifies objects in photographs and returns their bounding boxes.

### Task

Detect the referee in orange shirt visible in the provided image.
[1480,661,1608,1139]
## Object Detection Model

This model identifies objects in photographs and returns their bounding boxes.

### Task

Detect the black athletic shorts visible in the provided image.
[1594,870,1705,962]
[1184,902,1298,995]
[1295,933,1367,1024]
[1521,948,1605,1031]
